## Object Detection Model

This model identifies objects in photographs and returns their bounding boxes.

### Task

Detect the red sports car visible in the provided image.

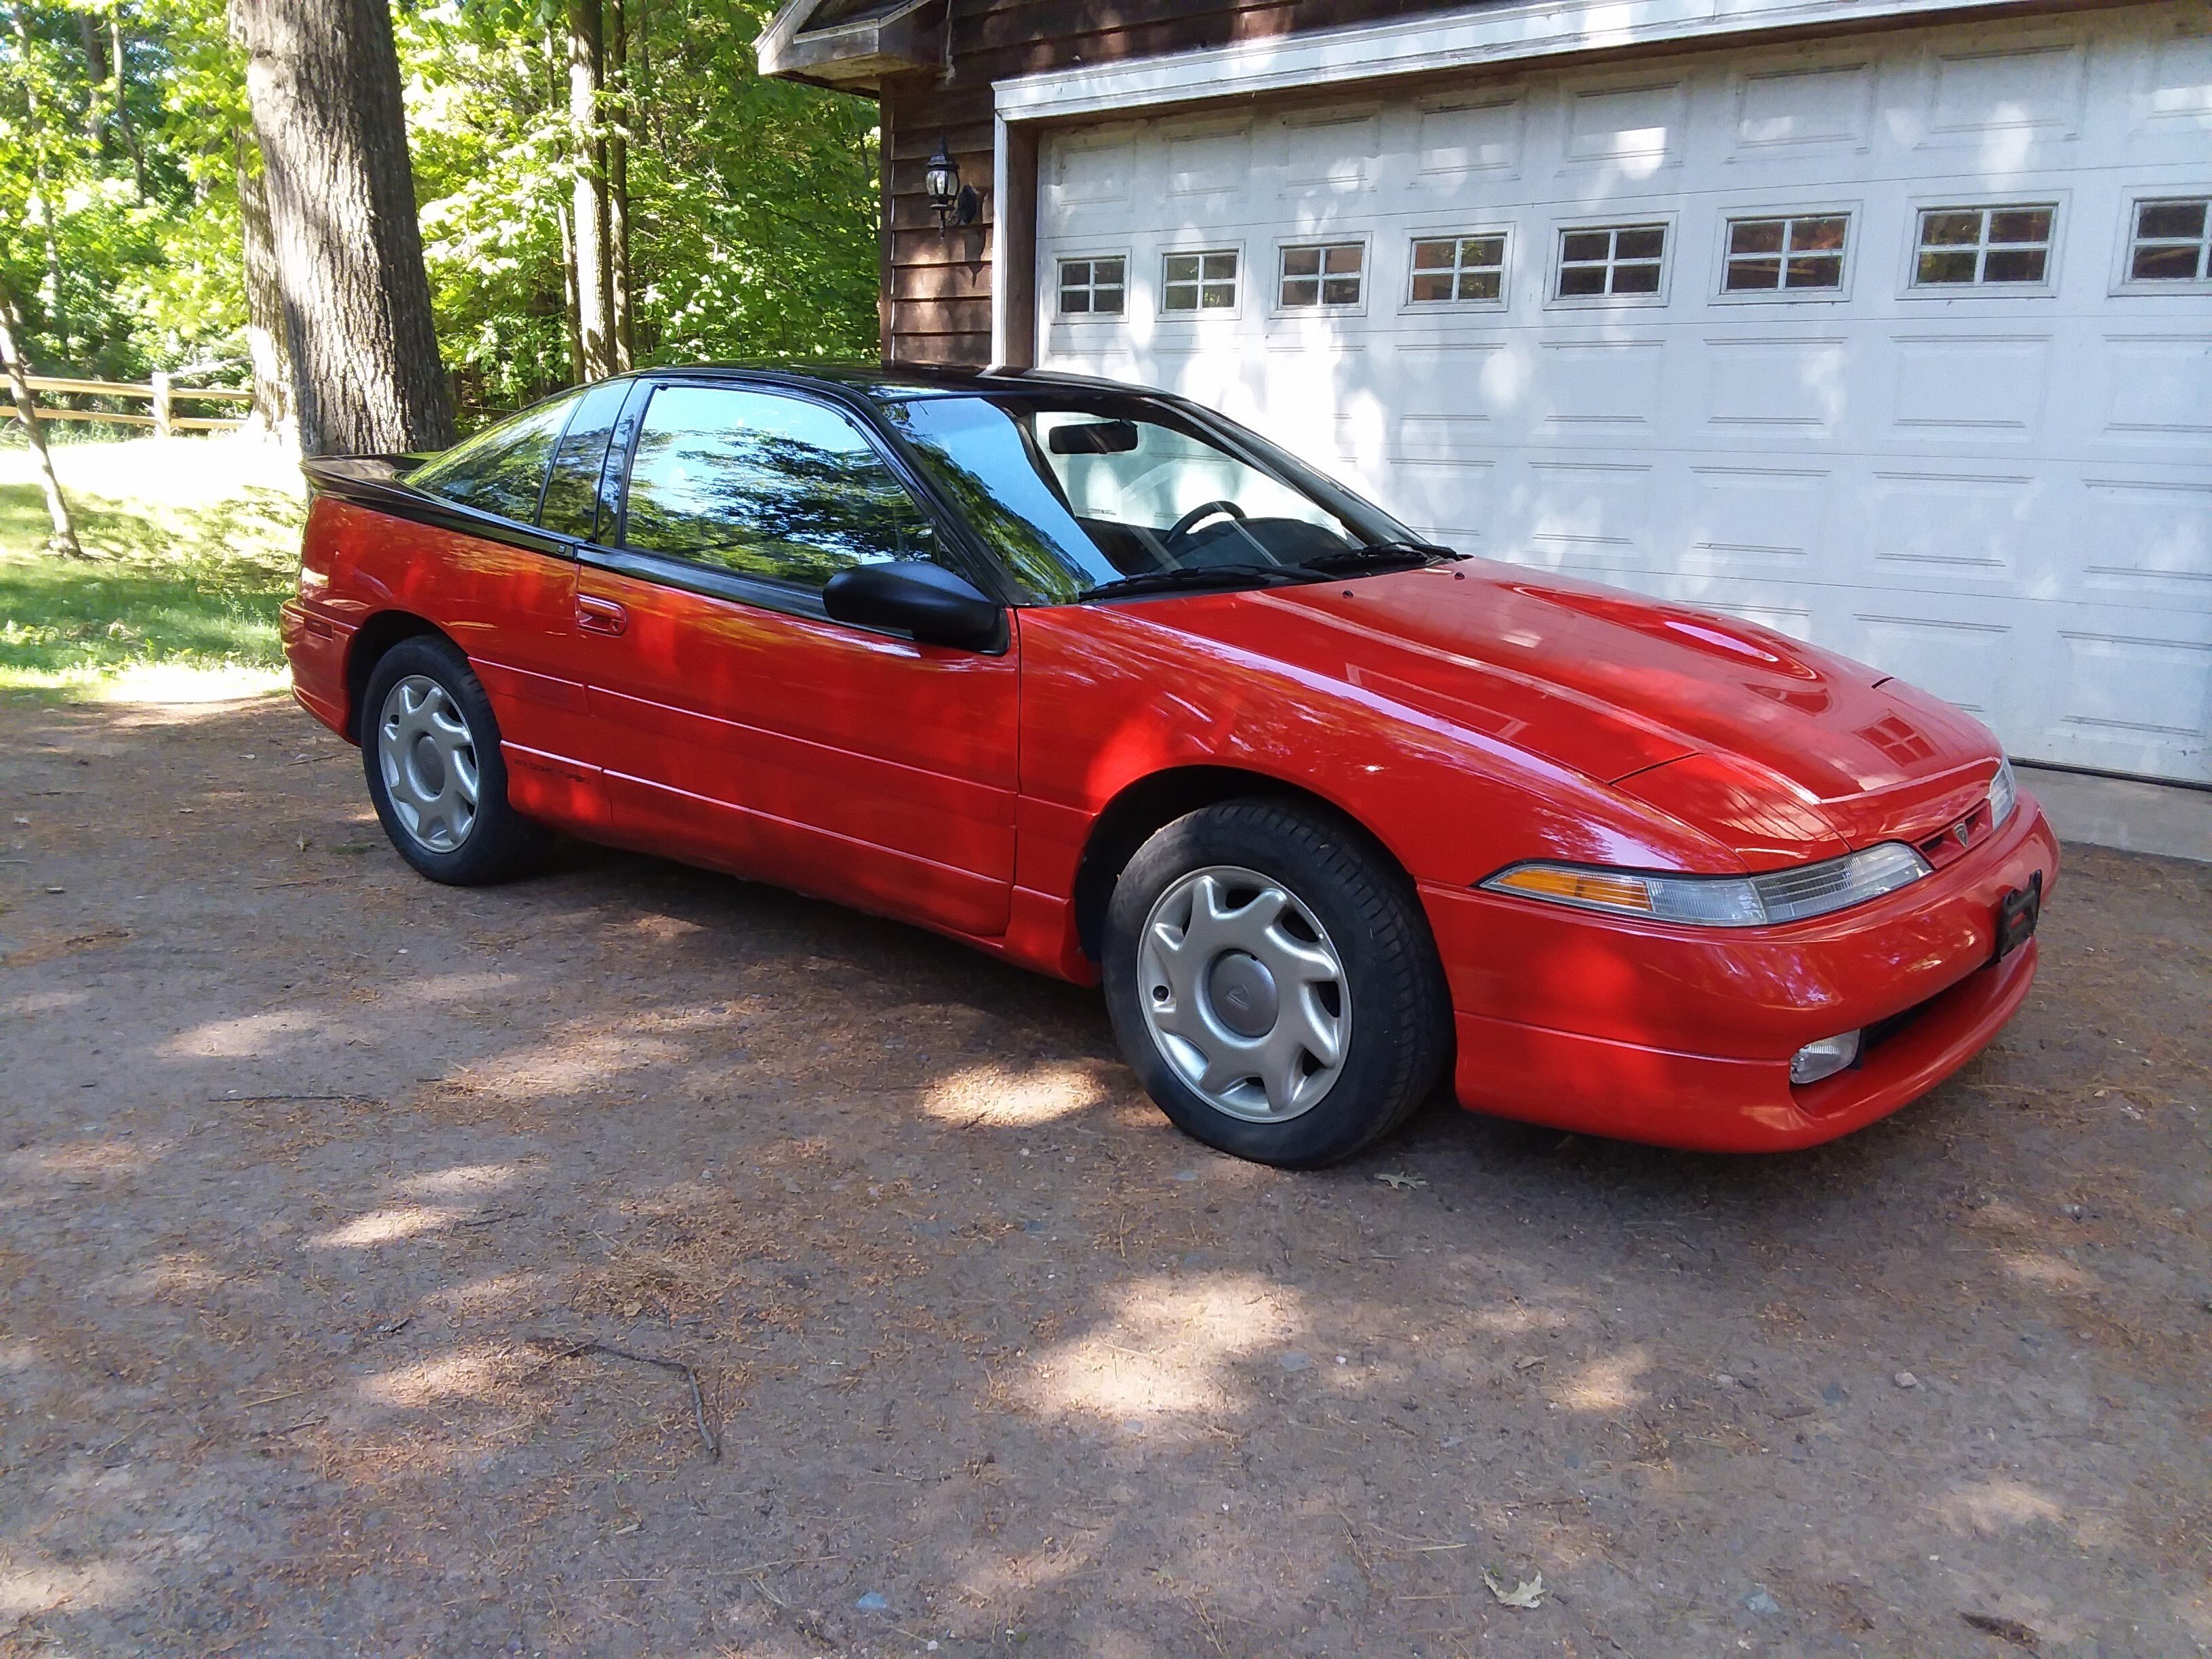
[283,367,2057,1168]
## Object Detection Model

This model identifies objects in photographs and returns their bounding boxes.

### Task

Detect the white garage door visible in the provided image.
[1031,3,2212,784]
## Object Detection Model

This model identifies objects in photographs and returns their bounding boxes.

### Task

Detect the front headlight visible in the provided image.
[1482,842,1933,928]
[1987,757,2017,828]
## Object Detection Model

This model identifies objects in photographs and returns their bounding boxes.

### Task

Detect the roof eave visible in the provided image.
[756,0,943,91]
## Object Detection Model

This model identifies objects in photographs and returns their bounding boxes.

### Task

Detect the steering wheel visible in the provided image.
[1163,499,1247,549]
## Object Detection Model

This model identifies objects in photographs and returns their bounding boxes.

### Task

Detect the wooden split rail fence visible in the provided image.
[20,372,253,436]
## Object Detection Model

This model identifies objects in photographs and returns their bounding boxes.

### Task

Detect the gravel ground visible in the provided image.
[3,691,2209,1658]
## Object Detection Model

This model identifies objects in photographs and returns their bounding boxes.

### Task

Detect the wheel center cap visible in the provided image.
[410,733,447,796]
[1206,950,1279,1038]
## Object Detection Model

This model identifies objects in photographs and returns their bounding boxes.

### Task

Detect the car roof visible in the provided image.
[615,362,1166,403]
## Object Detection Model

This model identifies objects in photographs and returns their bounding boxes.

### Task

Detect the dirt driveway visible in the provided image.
[3,691,2208,1658]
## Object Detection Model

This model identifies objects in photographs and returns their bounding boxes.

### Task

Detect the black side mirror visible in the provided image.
[823,560,1003,651]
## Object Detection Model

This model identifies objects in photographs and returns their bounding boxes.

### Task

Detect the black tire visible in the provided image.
[1103,798,1452,1168]
[359,634,546,885]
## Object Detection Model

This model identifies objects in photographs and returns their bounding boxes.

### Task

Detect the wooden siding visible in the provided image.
[878,0,1472,365]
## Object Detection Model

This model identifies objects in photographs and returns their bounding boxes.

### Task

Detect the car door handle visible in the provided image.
[576,596,628,636]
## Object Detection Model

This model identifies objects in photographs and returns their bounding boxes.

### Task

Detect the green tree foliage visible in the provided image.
[3,0,878,417]
[3,1,188,382]
[403,0,879,415]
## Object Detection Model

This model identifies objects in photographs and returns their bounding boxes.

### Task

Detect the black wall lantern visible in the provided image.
[924,134,981,231]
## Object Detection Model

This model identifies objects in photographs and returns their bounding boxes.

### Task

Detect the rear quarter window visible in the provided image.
[537,381,631,539]
[409,393,581,524]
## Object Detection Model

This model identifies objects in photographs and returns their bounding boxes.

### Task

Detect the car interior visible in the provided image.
[1026,409,1364,577]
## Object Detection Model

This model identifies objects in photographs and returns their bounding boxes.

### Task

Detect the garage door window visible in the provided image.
[1409,234,1507,304]
[2126,199,2211,284]
[1279,243,1365,308]
[1912,206,2055,287]
[1723,214,1847,293]
[1556,224,1666,299]
[1162,251,1239,313]
[1057,257,1126,316]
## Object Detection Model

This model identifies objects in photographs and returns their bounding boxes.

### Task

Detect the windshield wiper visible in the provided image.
[1081,563,1315,600]
[1302,539,1461,573]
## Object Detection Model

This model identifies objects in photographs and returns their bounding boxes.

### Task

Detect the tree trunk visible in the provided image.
[79,12,106,144]
[556,195,585,386]
[607,0,632,372]
[567,0,612,380]
[110,14,148,198]
[235,131,297,447]
[14,5,68,357]
[0,283,86,560]
[230,0,454,455]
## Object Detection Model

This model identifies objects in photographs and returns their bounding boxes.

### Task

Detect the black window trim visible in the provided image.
[583,371,1021,640]
[534,377,638,541]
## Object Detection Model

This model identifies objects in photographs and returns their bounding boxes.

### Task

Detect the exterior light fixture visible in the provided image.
[924,134,981,231]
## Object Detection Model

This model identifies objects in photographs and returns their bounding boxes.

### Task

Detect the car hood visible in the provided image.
[1152,560,2001,869]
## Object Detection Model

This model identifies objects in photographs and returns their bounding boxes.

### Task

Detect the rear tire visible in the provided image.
[1103,798,1451,1168]
[360,635,545,885]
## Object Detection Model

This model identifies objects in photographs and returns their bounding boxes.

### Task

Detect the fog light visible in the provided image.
[1790,1031,1862,1086]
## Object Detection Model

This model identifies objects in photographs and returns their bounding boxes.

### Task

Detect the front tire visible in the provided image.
[360,635,544,885]
[1103,799,1451,1168]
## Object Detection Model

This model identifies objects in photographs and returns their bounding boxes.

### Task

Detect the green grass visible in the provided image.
[0,436,306,699]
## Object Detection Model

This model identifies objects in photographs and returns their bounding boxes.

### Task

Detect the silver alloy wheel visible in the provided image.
[375,674,480,853]
[1136,864,1351,1123]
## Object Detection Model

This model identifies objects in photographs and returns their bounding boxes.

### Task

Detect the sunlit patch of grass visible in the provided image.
[0,434,305,700]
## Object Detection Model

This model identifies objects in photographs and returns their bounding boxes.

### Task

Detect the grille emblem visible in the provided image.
[1954,822,1971,848]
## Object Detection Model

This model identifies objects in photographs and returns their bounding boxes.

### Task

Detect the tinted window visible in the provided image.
[539,381,630,539]
[880,394,1412,604]
[409,394,577,523]
[621,386,937,588]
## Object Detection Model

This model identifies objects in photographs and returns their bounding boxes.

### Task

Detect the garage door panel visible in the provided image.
[1852,613,2015,720]
[1921,39,2089,146]
[2049,628,2212,775]
[1561,76,1690,173]
[1889,334,2052,443]
[1277,107,1384,194]
[1048,126,1136,208]
[1865,470,2039,586]
[1729,61,1877,156]
[1164,118,1251,199]
[2134,29,2212,135]
[1534,340,1666,432]
[2077,478,2212,594]
[1414,93,1527,180]
[2097,334,2212,447]
[1514,461,1657,573]
[1686,466,1831,574]
[1387,458,1500,536]
[1702,335,1849,437]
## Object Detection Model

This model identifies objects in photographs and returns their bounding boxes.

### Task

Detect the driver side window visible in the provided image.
[622,385,939,590]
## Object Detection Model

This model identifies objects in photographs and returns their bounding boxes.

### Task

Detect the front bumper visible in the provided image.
[1420,794,2060,1151]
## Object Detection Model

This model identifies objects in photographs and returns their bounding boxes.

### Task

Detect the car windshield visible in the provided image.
[874,390,1437,602]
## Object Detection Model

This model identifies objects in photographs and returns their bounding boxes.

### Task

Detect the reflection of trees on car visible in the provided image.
[879,403,1102,604]
[626,430,932,588]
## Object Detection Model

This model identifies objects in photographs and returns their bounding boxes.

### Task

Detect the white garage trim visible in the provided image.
[992,0,2031,124]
